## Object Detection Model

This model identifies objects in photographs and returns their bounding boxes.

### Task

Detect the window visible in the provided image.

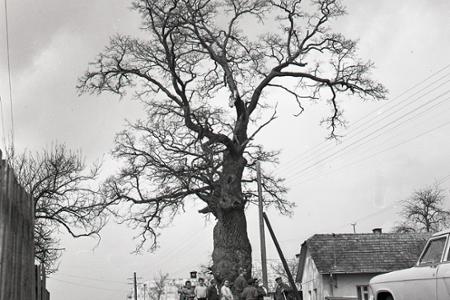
[419,237,447,265]
[356,285,369,300]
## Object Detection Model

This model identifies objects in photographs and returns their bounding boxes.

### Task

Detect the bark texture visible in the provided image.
[212,208,251,283]
[211,152,251,282]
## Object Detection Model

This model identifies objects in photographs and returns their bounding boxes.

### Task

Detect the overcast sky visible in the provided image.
[1,1,450,300]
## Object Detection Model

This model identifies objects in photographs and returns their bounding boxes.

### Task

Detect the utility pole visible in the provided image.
[143,283,147,300]
[257,161,268,289]
[134,272,138,300]
[263,212,301,300]
[351,223,357,234]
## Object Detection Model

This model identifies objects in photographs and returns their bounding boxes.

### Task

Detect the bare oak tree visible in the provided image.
[78,0,386,282]
[394,185,449,233]
[9,144,106,273]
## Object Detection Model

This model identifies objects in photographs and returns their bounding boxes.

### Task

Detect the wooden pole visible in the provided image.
[134,272,138,300]
[42,264,46,298]
[4,167,13,300]
[263,212,301,300]
[256,162,268,289]
[0,158,5,300]
[36,265,41,300]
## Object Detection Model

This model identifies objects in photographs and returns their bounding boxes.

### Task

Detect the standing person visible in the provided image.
[273,277,292,300]
[195,278,208,300]
[255,279,267,300]
[179,281,195,300]
[221,280,234,300]
[207,279,220,300]
[233,268,247,299]
[241,279,258,300]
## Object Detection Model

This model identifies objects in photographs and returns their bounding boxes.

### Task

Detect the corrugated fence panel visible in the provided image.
[0,154,49,300]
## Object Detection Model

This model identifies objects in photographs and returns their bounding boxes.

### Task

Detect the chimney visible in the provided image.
[372,228,382,234]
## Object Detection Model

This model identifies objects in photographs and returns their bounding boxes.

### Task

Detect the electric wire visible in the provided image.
[55,272,128,284]
[285,93,450,184]
[3,0,14,150]
[284,89,450,183]
[438,174,450,185]
[277,68,450,175]
[152,225,209,270]
[277,203,398,245]
[293,118,450,186]
[49,277,127,292]
[279,77,450,180]
[0,95,7,151]
[279,172,450,244]
[274,65,450,175]
[278,74,450,177]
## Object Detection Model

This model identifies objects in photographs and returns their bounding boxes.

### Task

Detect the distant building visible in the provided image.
[295,231,430,300]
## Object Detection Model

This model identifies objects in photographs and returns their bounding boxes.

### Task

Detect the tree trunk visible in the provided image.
[212,208,251,283]
[210,151,251,283]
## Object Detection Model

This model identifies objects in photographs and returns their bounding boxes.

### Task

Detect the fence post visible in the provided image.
[0,157,5,300]
[3,164,14,300]
[0,158,5,300]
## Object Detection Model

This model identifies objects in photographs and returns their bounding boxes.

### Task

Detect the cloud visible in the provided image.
[1,0,139,75]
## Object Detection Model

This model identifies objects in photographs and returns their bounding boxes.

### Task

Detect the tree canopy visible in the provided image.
[10,144,106,272]
[78,0,387,280]
[394,185,449,233]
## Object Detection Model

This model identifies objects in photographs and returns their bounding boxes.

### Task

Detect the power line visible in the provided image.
[275,65,450,175]
[278,171,450,245]
[285,89,450,183]
[0,95,7,151]
[280,78,450,179]
[281,76,450,176]
[293,118,450,186]
[437,173,450,185]
[286,92,450,184]
[295,119,450,186]
[49,277,128,292]
[278,68,450,175]
[152,225,209,270]
[3,0,14,150]
[55,272,128,285]
[169,248,211,277]
[350,66,450,125]
[277,202,399,245]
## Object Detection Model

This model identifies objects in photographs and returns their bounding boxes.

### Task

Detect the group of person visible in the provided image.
[179,268,293,300]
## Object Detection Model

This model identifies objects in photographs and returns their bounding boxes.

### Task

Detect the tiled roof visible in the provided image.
[296,233,431,282]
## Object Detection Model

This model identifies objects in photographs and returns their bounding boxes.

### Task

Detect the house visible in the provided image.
[295,230,430,300]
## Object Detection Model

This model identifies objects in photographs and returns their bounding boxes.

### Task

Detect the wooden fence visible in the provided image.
[0,154,49,300]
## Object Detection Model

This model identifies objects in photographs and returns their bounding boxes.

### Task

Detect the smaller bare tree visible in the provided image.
[252,258,298,290]
[148,271,170,300]
[270,259,298,285]
[9,144,107,273]
[394,185,450,233]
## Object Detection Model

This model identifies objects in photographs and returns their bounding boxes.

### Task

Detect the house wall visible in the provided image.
[300,249,381,300]
[300,249,324,300]
[322,273,380,299]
